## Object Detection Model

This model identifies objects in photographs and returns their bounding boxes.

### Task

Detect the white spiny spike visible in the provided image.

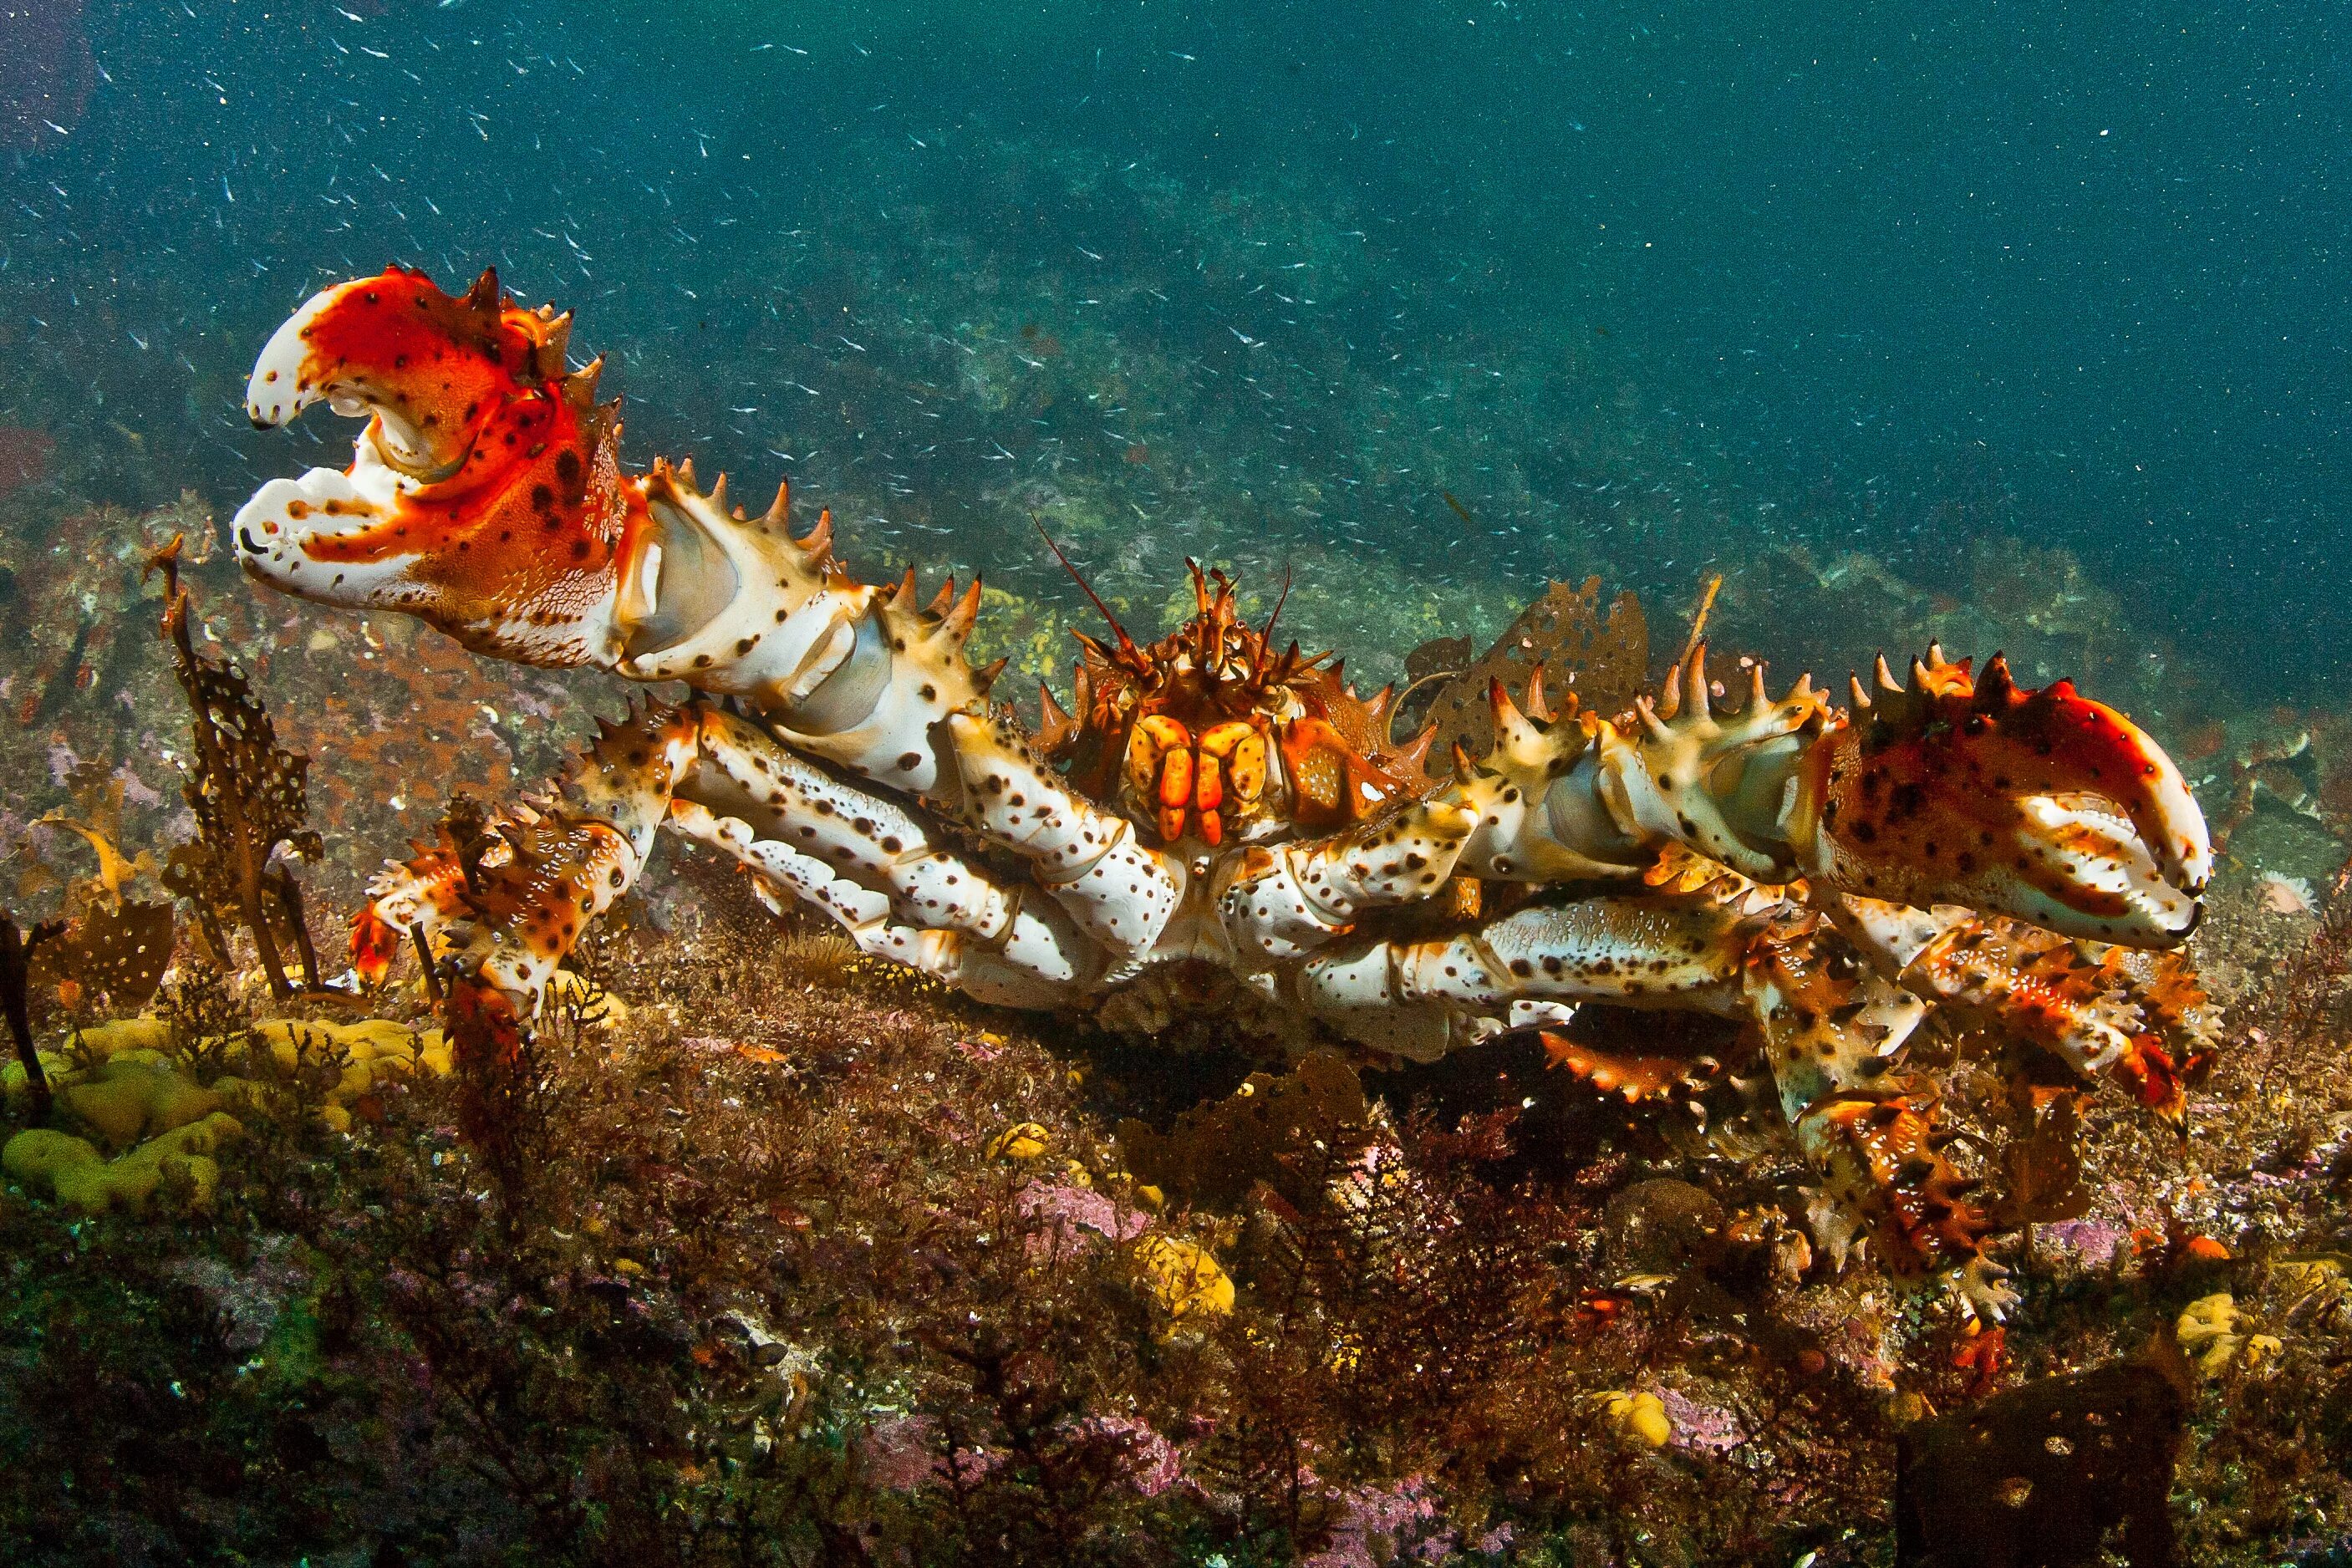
[1874,654,1902,695]
[1747,664,1769,714]
[1657,661,1683,722]
[1489,678,1541,751]
[1636,695,1674,744]
[1686,643,1712,721]
[1909,654,1933,688]
[1525,666,1552,723]
[1850,674,1872,710]
[941,577,985,644]
[798,510,832,558]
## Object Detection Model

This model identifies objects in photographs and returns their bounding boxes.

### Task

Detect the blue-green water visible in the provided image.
[1,0,2343,691]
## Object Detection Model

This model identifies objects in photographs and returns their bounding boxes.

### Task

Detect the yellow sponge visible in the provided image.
[59,1060,224,1150]
[3,1128,102,1184]
[1133,1236,1235,1321]
[252,1018,440,1087]
[2,1051,79,1103]
[3,1112,242,1214]
[75,1016,171,1059]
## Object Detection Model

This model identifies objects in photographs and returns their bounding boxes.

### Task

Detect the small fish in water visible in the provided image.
[1440,490,1476,529]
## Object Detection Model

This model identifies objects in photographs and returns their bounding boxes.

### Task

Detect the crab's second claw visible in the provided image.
[242,265,573,467]
[1799,652,2210,947]
[234,266,644,669]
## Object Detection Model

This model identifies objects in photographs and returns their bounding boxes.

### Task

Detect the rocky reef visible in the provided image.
[0,508,2345,1566]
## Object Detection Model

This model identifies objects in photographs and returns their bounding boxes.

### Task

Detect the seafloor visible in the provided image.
[2,150,2349,1568]
[0,486,2345,1567]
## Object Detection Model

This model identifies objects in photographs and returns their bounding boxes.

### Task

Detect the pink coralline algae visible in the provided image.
[1303,1475,1467,1568]
[2042,1218,2131,1269]
[0,6,91,151]
[1661,1387,1746,1455]
[855,1414,1001,1493]
[1072,1415,1183,1498]
[1017,1178,1153,1255]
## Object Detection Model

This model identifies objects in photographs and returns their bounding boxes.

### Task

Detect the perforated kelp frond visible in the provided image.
[148,538,321,996]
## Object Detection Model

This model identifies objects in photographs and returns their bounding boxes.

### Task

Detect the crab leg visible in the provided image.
[358,700,1107,1012]
[355,703,702,1001]
[666,804,1089,1010]
[1292,897,1760,1060]
[1828,893,2215,1116]
[669,707,1105,1001]
[1433,645,2209,948]
[938,710,1184,957]
[1217,800,1479,961]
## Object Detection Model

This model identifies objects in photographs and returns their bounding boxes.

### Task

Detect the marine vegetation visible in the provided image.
[0,505,2338,1566]
[231,267,2218,1307]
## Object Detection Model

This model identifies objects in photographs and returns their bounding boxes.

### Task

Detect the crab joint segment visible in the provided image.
[677,707,1104,996]
[1219,800,1478,960]
[946,711,1183,955]
[1296,896,1757,1058]
[429,703,699,1003]
[668,804,1085,1011]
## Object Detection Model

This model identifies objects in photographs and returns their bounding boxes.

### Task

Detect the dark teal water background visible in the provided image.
[1,0,2341,690]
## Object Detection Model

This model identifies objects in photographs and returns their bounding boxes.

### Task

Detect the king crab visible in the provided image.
[231,267,2216,1301]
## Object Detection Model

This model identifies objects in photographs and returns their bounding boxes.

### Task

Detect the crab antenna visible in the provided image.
[1260,564,1294,649]
[1034,518,1138,657]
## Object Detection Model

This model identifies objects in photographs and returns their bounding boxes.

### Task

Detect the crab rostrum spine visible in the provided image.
[234,267,2217,1302]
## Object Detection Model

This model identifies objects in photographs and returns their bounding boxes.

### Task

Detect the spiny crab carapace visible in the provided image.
[232,266,2217,1305]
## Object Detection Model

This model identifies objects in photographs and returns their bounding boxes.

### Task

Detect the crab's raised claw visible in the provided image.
[1795,651,2210,946]
[233,266,644,667]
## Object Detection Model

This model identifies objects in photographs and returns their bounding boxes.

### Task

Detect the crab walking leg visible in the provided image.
[354,845,475,985]
[941,711,1184,956]
[1219,801,1479,961]
[1296,897,1759,1058]
[1739,916,1999,1290]
[665,803,1086,1010]
[675,706,1104,995]
[1826,893,2209,1114]
[425,704,703,1001]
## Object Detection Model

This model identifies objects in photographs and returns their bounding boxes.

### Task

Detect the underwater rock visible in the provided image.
[1895,1335,2193,1567]
[0,425,53,496]
[1601,1177,1725,1275]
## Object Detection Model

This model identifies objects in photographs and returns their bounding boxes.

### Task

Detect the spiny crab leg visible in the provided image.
[1430,643,2209,947]
[667,806,1088,1011]
[359,700,1107,1013]
[1293,897,1763,1061]
[1218,800,1480,962]
[941,711,1184,956]
[677,707,1105,997]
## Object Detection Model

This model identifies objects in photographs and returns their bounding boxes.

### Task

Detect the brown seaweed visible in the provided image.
[145,537,323,998]
[1413,575,1649,762]
[0,910,63,1117]
[1117,1050,1373,1209]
